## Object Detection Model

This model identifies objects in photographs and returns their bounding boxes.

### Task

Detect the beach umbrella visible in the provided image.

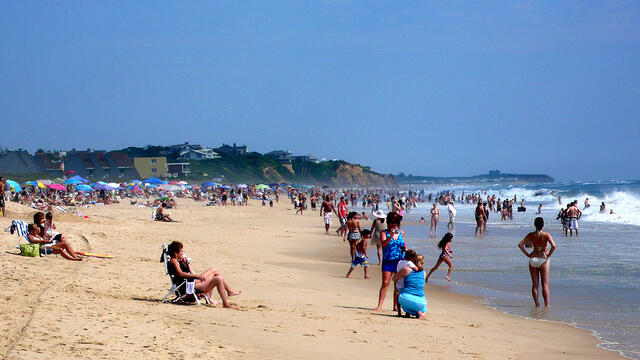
[237,184,248,189]
[23,181,45,188]
[177,181,188,185]
[129,179,142,184]
[202,181,217,188]
[75,184,93,192]
[6,180,21,192]
[64,178,85,185]
[64,170,75,176]
[143,177,166,184]
[38,179,53,185]
[191,185,201,190]
[168,180,180,185]
[255,184,269,190]
[69,175,89,183]
[47,184,67,191]
[268,183,279,187]
[157,184,180,190]
[219,185,231,189]
[147,184,158,188]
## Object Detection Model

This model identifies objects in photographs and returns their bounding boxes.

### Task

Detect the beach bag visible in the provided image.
[19,243,40,257]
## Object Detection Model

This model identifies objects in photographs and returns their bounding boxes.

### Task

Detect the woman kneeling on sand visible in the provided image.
[167,241,241,309]
[393,254,427,319]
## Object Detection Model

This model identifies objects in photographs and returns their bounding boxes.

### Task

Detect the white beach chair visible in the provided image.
[6,219,54,256]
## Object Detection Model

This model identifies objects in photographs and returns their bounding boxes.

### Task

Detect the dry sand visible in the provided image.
[0,198,622,359]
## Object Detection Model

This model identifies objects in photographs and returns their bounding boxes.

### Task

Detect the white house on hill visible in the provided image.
[178,148,220,160]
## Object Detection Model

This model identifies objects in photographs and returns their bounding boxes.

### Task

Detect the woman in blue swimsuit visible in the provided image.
[374,212,406,312]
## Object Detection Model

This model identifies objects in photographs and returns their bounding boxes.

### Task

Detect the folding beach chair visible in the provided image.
[160,243,211,306]
[5,219,54,256]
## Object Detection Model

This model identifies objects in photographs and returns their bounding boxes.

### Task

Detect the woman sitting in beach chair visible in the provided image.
[167,241,240,309]
[27,223,82,261]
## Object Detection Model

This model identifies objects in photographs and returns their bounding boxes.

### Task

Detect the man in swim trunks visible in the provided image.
[337,197,348,240]
[321,196,338,234]
[566,201,582,238]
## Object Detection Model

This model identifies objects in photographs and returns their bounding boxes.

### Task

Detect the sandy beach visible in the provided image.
[0,199,622,359]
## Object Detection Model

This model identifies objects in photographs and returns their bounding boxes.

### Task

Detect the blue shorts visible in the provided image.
[381,259,400,272]
[351,256,368,267]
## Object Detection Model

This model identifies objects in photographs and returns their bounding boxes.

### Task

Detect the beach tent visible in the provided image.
[143,177,166,185]
[75,184,93,192]
[6,180,21,192]
[68,175,89,183]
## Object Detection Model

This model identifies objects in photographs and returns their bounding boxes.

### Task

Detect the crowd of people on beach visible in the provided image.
[285,186,569,316]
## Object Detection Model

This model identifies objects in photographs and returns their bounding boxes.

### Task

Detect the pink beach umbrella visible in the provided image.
[47,183,67,191]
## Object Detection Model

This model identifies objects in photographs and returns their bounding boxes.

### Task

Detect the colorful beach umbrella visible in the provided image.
[46,184,67,191]
[23,181,45,188]
[255,184,269,190]
[202,181,218,188]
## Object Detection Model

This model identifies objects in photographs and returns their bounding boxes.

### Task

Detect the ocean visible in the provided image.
[367,181,640,359]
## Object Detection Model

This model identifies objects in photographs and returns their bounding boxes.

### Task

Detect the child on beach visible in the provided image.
[346,229,371,279]
[426,232,454,282]
[395,249,418,316]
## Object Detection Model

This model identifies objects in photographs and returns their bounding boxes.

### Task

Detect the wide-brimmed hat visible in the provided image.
[373,210,386,219]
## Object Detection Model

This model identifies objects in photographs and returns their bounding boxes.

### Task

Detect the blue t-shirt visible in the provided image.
[401,270,426,298]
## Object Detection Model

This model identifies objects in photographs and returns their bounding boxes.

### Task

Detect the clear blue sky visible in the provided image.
[2,1,639,181]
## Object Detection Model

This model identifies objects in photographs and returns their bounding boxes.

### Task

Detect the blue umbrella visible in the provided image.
[64,178,85,185]
[75,184,93,192]
[202,181,218,188]
[6,179,21,192]
[219,185,231,189]
[69,175,89,183]
[143,177,165,184]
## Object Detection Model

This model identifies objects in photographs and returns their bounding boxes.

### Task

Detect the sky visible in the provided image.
[1,1,639,181]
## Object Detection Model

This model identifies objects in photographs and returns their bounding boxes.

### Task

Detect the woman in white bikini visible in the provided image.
[518,217,556,308]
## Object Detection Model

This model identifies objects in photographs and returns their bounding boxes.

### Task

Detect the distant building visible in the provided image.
[134,157,167,178]
[170,142,202,154]
[489,170,501,175]
[265,150,292,164]
[215,143,247,156]
[178,148,220,160]
[292,154,318,163]
[167,162,191,178]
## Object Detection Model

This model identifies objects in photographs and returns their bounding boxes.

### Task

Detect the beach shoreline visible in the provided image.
[0,198,623,359]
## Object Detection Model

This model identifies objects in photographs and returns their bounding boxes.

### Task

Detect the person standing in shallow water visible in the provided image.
[518,217,556,308]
